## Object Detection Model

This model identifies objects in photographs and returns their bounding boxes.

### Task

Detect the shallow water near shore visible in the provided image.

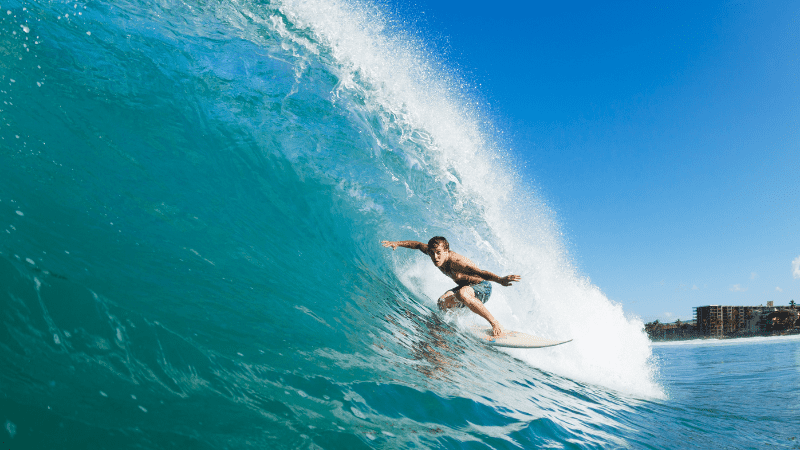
[1,0,799,448]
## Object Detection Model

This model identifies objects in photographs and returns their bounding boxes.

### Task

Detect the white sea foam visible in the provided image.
[651,334,800,348]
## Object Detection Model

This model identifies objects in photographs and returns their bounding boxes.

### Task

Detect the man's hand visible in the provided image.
[381,240,399,250]
[499,275,521,286]
[490,320,507,337]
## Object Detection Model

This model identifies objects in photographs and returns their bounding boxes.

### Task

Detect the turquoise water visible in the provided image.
[1,0,799,448]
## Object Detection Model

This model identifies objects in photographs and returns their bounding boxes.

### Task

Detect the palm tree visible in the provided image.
[791,300,796,309]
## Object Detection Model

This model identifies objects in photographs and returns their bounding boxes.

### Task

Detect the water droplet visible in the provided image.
[5,420,16,438]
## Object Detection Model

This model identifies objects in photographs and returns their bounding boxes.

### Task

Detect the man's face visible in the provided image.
[429,244,449,267]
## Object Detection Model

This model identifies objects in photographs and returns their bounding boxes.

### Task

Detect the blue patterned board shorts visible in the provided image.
[449,280,492,305]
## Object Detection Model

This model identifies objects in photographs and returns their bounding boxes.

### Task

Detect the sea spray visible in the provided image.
[271,0,663,397]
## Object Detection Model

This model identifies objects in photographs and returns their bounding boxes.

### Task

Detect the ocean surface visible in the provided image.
[1,0,799,448]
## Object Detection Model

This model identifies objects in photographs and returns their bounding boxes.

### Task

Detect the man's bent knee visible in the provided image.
[456,286,479,306]
[438,291,460,310]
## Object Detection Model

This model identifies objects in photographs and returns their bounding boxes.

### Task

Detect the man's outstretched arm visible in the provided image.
[381,240,429,255]
[452,255,521,286]
[473,269,521,286]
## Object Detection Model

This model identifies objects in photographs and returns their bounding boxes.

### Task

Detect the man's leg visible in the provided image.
[455,286,505,337]
[437,291,460,310]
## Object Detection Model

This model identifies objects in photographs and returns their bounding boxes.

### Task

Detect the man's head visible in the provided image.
[427,236,450,267]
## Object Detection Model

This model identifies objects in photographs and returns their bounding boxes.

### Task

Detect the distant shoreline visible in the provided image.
[647,328,800,342]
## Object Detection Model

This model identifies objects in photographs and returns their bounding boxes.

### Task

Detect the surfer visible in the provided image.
[381,236,520,337]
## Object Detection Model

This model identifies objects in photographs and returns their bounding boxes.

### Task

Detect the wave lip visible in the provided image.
[272,0,663,398]
[0,0,665,448]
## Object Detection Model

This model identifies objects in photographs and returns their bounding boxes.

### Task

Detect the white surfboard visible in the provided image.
[470,326,572,348]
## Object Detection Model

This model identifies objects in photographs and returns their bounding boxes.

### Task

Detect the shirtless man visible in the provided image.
[382,236,521,336]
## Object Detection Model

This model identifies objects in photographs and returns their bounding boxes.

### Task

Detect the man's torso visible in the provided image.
[437,252,484,286]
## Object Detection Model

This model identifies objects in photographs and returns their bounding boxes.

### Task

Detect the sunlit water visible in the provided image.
[1,0,798,448]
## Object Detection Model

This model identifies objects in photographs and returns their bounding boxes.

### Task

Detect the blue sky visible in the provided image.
[393,0,800,321]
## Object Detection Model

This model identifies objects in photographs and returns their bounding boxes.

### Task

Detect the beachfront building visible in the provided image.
[741,307,764,333]
[694,305,723,337]
[693,302,795,337]
[646,303,797,340]
[694,305,765,336]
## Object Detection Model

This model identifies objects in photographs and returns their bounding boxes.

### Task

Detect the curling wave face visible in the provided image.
[0,0,662,448]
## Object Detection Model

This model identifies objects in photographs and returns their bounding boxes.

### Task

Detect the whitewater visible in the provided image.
[1,0,798,448]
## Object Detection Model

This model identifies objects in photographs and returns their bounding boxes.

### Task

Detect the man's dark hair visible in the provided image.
[428,236,449,251]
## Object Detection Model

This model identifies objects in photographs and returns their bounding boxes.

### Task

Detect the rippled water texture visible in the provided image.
[2,0,798,448]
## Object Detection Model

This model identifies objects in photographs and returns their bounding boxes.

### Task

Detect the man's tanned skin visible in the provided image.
[382,238,521,336]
